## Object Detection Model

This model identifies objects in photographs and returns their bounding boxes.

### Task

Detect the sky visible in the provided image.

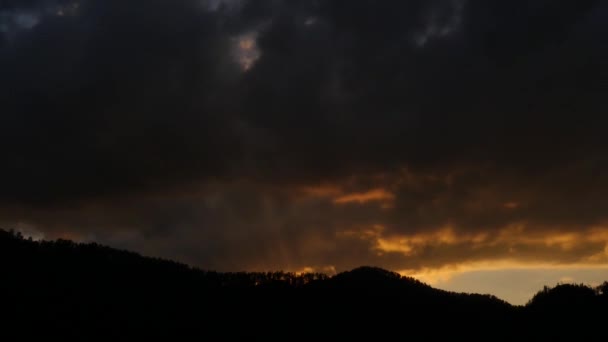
[1,0,607,305]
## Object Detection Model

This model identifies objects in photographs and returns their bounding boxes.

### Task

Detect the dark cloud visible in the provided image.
[1,0,608,272]
[1,0,249,204]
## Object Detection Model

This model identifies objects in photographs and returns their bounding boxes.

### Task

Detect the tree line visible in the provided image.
[2,228,607,340]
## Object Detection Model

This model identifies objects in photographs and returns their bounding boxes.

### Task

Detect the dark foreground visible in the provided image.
[2,229,607,340]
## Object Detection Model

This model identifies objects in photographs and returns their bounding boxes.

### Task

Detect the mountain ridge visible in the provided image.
[1,228,607,340]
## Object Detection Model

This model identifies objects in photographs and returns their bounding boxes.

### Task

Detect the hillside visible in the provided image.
[1,229,607,340]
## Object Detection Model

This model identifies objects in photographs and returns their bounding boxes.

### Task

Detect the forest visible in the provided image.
[2,228,607,340]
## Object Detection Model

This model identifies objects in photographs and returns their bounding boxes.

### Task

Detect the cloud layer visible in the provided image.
[1,0,608,276]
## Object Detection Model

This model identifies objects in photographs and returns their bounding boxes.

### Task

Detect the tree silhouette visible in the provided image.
[1,228,607,340]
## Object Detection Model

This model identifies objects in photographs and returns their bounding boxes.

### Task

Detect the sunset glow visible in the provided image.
[2,0,607,306]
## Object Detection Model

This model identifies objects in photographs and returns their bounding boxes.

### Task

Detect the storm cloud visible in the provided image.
[1,0,608,275]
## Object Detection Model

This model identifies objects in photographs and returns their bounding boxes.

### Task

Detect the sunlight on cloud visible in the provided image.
[296,265,337,276]
[351,223,608,260]
[232,32,261,72]
[333,188,395,205]
[335,222,608,304]
[298,184,395,208]
[340,225,489,257]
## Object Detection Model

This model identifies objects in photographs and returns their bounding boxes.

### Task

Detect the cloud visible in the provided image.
[333,189,395,205]
[1,0,607,277]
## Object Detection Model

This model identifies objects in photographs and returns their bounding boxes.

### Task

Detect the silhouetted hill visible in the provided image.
[1,229,606,340]
[528,283,597,309]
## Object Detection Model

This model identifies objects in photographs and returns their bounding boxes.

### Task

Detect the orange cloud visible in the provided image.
[336,223,608,278]
[340,225,489,256]
[333,188,395,205]
[296,265,337,275]
[361,225,608,258]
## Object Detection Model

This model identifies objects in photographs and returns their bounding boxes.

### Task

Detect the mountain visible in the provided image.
[1,229,606,340]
